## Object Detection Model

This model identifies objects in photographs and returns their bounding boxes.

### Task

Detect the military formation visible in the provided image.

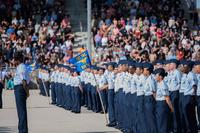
[37,59,200,133]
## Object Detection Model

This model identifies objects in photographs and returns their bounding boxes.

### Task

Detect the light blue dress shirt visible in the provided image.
[14,63,29,86]
[98,74,107,88]
[168,69,181,92]
[196,74,200,96]
[136,75,145,96]
[130,74,137,94]
[143,75,157,96]
[184,71,198,96]
[180,73,187,93]
[106,71,115,90]
[156,80,169,101]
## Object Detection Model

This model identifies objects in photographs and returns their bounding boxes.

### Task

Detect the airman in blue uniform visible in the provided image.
[194,61,200,130]
[143,62,157,133]
[13,52,29,133]
[98,67,108,113]
[154,68,174,133]
[168,59,181,133]
[135,62,146,133]
[71,68,82,113]
[179,61,187,132]
[62,65,71,110]
[182,60,198,133]
[50,65,57,105]
[105,62,117,127]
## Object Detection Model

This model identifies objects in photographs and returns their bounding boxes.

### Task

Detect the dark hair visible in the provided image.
[155,68,168,78]
[14,52,24,63]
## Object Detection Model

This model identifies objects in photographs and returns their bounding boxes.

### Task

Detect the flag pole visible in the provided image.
[92,73,109,125]
[41,79,51,105]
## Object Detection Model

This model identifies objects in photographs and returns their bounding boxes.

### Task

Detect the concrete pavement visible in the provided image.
[0,90,121,133]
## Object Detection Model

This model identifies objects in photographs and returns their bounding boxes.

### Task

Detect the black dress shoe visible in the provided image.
[106,123,116,127]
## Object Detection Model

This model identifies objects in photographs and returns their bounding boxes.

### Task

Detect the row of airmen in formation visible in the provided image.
[37,59,200,133]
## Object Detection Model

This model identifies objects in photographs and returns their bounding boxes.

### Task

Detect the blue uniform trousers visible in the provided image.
[100,89,108,113]
[183,95,197,133]
[136,95,146,133]
[130,93,136,133]
[156,101,170,133]
[60,84,65,107]
[197,96,200,129]
[64,85,72,110]
[169,90,181,132]
[87,83,92,110]
[144,95,157,133]
[81,82,86,106]
[0,86,2,109]
[56,83,62,106]
[71,87,81,113]
[116,89,124,129]
[179,93,186,132]
[50,82,56,104]
[124,92,132,131]
[14,85,28,133]
[91,86,97,112]
[54,83,58,103]
[114,91,119,126]
[107,89,116,124]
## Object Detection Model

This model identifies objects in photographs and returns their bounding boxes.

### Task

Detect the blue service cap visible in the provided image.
[70,68,77,73]
[57,64,63,68]
[107,62,117,68]
[135,62,143,68]
[194,61,200,66]
[128,60,135,67]
[180,60,193,67]
[142,62,154,70]
[98,67,105,71]
[153,60,164,65]
[169,59,179,65]
[118,60,129,65]
[163,60,171,65]
[91,65,98,70]
[102,63,109,67]
[63,65,71,70]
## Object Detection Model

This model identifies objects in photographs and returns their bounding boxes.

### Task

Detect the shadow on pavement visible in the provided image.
[0,126,16,133]
[76,131,116,133]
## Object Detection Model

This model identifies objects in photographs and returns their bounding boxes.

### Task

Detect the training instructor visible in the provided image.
[13,52,29,133]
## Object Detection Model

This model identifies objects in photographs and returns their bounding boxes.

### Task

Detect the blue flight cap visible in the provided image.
[194,61,200,66]
[180,60,193,67]
[70,68,76,73]
[118,60,128,65]
[164,60,171,65]
[98,67,105,71]
[108,62,117,68]
[135,62,143,68]
[102,63,109,67]
[128,60,135,67]
[153,60,164,65]
[142,62,154,70]
[169,59,179,65]
[65,65,71,70]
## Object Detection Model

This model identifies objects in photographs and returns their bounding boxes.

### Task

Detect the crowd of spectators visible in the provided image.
[92,0,200,63]
[0,0,74,70]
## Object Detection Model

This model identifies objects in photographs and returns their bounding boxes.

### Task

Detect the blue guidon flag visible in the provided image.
[69,50,91,72]
[25,62,39,73]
